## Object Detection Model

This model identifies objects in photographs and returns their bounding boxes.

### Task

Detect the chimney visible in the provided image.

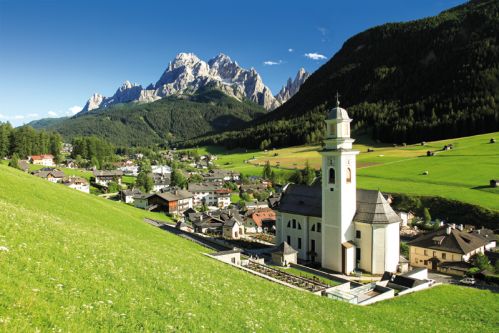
[446,226,452,235]
[451,223,456,229]
[457,224,464,231]
[477,229,481,235]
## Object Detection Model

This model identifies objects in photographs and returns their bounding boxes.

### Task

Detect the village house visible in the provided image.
[62,159,78,169]
[118,163,139,176]
[202,169,240,182]
[222,218,245,239]
[188,183,232,208]
[62,176,90,194]
[152,174,170,192]
[246,201,269,210]
[29,154,55,167]
[32,168,65,183]
[61,143,73,154]
[407,224,490,275]
[275,100,401,275]
[192,215,225,235]
[471,227,497,251]
[240,183,268,195]
[120,188,143,204]
[93,170,123,187]
[133,190,193,215]
[396,211,415,227]
[151,165,172,175]
[245,208,276,233]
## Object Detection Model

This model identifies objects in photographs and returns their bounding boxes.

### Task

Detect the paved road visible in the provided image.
[428,272,499,292]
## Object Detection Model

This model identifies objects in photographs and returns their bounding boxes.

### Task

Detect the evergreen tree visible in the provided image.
[136,159,154,193]
[289,169,303,184]
[262,161,272,179]
[302,160,316,185]
[170,168,186,189]
[8,153,20,170]
[0,122,12,158]
[423,208,432,223]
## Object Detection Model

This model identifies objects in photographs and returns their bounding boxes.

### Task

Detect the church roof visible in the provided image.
[354,190,402,224]
[271,241,298,255]
[276,184,401,225]
[276,182,322,217]
[327,106,350,120]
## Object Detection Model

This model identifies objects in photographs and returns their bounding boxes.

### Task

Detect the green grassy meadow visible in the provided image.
[197,132,499,210]
[0,164,498,331]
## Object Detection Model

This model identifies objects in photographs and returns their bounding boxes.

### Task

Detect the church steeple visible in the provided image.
[324,93,353,150]
[320,96,359,274]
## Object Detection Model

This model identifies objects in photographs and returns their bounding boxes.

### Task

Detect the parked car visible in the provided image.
[459,277,476,286]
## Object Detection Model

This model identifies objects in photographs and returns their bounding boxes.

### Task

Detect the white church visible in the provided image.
[275,99,401,275]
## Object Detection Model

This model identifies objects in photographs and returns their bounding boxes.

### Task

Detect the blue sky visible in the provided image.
[0,0,466,126]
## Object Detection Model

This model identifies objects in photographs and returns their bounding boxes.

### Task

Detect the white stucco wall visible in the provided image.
[355,222,373,273]
[320,149,358,273]
[384,222,400,273]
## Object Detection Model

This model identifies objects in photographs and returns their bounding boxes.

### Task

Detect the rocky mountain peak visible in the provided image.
[275,68,310,104]
[77,53,310,115]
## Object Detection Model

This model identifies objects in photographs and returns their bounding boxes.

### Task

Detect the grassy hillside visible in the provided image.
[0,166,498,331]
[185,0,499,149]
[37,89,266,147]
[195,132,499,211]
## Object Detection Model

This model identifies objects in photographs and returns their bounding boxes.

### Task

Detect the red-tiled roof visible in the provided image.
[251,208,276,227]
[30,154,54,160]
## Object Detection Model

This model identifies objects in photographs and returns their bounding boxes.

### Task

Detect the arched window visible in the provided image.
[311,224,316,231]
[292,219,296,229]
[298,223,302,230]
[346,167,352,184]
[287,221,290,228]
[329,167,335,184]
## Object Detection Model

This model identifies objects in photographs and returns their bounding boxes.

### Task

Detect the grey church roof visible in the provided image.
[327,106,350,120]
[276,184,401,225]
[271,241,298,255]
[355,190,402,224]
[276,182,322,217]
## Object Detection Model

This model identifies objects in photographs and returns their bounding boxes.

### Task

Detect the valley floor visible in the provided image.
[195,132,499,211]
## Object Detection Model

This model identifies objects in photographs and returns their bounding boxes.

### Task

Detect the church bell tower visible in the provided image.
[320,94,359,273]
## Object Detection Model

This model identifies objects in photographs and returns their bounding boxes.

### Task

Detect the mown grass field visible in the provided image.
[0,165,498,332]
[197,132,499,210]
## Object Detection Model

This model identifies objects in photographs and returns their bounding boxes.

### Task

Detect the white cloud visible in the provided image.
[27,113,39,118]
[304,53,327,60]
[263,60,283,66]
[317,26,328,36]
[288,48,294,53]
[13,115,25,120]
[68,105,83,115]
[47,111,58,117]
[0,114,5,119]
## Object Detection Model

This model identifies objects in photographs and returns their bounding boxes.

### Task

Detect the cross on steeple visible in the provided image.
[336,91,340,107]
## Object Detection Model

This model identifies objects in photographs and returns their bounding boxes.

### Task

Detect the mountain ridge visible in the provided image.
[34,88,267,147]
[80,53,309,114]
[183,0,499,149]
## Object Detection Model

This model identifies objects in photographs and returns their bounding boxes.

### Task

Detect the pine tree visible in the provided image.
[8,153,20,170]
[262,161,272,179]
[136,159,154,193]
